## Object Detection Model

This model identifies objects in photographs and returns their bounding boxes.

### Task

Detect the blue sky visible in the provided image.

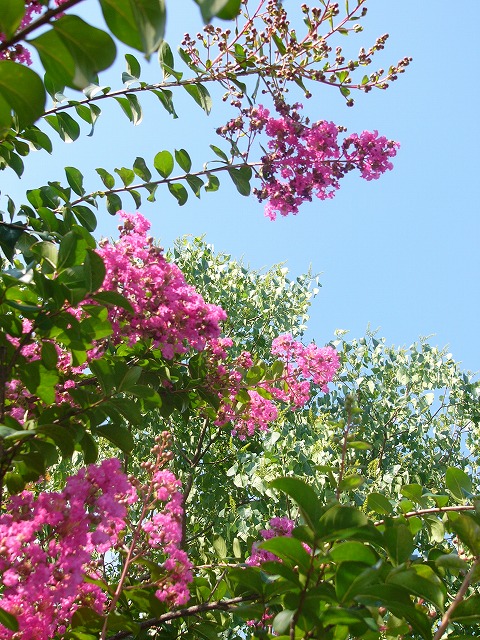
[4,0,479,373]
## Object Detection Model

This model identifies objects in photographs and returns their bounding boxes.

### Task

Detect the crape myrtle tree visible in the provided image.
[0,1,479,639]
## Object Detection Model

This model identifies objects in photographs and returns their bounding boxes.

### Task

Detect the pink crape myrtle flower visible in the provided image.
[240,105,399,220]
[247,517,295,566]
[0,459,136,640]
[96,212,226,360]
[141,469,193,606]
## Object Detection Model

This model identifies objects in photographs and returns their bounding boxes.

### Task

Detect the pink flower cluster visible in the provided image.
[205,334,339,440]
[268,333,340,404]
[204,339,279,440]
[247,517,295,566]
[248,105,399,220]
[0,0,68,65]
[0,459,136,640]
[96,212,226,359]
[142,469,193,606]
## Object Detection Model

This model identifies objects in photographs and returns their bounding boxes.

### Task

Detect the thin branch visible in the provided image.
[433,557,479,640]
[69,161,263,208]
[106,595,255,640]
[0,0,86,52]
[374,504,475,527]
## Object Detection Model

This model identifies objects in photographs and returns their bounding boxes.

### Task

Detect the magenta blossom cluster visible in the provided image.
[268,333,340,404]
[248,105,399,220]
[96,212,226,359]
[142,469,193,606]
[206,334,339,440]
[0,0,68,64]
[204,338,279,440]
[247,517,295,566]
[0,459,136,640]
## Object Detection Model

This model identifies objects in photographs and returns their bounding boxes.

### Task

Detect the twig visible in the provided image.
[374,504,475,527]
[433,557,479,640]
[106,595,255,640]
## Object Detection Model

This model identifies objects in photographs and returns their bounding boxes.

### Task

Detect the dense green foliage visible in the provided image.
[0,1,479,640]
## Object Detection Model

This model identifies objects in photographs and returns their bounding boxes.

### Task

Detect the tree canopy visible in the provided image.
[0,2,479,640]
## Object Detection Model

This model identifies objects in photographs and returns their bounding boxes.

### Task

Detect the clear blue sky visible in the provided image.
[4,1,479,372]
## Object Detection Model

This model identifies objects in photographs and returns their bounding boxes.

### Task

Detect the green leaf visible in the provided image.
[0,0,25,39]
[387,565,446,610]
[129,189,142,208]
[259,537,312,573]
[434,553,469,573]
[72,205,97,232]
[154,150,174,178]
[129,0,166,55]
[210,144,229,162]
[366,492,393,515]
[383,523,414,565]
[20,361,59,404]
[94,423,134,453]
[213,535,227,559]
[126,94,142,125]
[445,467,472,500]
[168,183,188,206]
[195,0,241,21]
[100,0,143,51]
[270,477,322,530]
[36,424,77,458]
[125,53,141,78]
[204,173,220,192]
[58,231,86,270]
[448,513,480,555]
[158,41,174,79]
[354,586,432,640]
[272,610,295,636]
[175,148,192,172]
[41,341,59,370]
[96,167,116,189]
[317,505,369,542]
[0,61,46,129]
[65,166,85,196]
[84,249,106,292]
[152,88,177,118]
[346,440,372,450]
[329,541,377,565]
[31,16,116,89]
[183,83,212,114]
[0,606,19,632]
[451,595,480,624]
[336,562,380,602]
[21,127,53,153]
[115,166,136,186]
[79,432,98,464]
[228,165,252,196]
[91,290,134,314]
[186,174,204,197]
[45,113,81,143]
[0,222,25,262]
[339,474,364,491]
[106,193,122,215]
[133,156,152,181]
